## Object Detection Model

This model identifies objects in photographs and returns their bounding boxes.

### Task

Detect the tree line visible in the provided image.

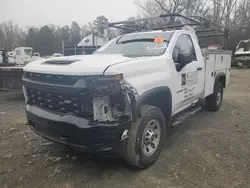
[0,16,112,56]
[1,0,250,56]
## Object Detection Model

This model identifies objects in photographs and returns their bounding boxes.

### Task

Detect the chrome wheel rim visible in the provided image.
[142,119,161,156]
[216,88,222,105]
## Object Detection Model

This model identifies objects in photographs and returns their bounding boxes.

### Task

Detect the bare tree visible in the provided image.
[184,0,211,16]
[135,0,186,15]
[0,24,6,48]
[93,16,109,36]
[233,0,250,29]
[81,25,92,38]
[212,0,238,26]
[135,0,212,25]
[0,21,25,49]
[136,0,211,16]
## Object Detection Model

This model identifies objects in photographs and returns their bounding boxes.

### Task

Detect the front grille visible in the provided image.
[24,72,79,85]
[26,88,93,118]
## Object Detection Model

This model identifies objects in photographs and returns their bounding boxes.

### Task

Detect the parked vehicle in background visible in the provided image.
[0,48,41,90]
[235,40,250,67]
[0,49,12,65]
[52,53,63,57]
[33,52,41,58]
[12,47,41,65]
[0,49,23,90]
[0,47,41,66]
[22,14,232,168]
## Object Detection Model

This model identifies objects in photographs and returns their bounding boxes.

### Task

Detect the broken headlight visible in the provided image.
[85,74,123,83]
[84,74,123,96]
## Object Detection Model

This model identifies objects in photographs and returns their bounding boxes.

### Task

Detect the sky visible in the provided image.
[1,0,138,28]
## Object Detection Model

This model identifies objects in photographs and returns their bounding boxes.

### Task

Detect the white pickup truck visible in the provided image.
[22,15,232,168]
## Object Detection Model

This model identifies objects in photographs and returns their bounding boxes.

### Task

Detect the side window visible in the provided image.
[172,34,197,64]
[16,50,20,55]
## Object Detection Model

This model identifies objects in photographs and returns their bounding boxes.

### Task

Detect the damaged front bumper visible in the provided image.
[22,72,137,154]
[26,105,131,153]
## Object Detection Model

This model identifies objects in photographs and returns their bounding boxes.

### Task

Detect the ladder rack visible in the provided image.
[108,13,229,38]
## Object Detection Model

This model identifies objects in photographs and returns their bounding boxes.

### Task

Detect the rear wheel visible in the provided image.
[206,81,223,111]
[122,105,166,169]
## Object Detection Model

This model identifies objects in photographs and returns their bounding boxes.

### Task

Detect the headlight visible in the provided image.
[93,74,123,81]
[84,74,124,96]
[83,74,123,85]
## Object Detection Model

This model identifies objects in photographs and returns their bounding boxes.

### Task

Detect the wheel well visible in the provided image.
[218,75,226,88]
[140,90,172,123]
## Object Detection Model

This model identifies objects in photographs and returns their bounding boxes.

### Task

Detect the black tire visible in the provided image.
[206,81,223,111]
[122,105,166,169]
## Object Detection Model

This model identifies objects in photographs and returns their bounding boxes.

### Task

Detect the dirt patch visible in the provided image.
[0,69,250,188]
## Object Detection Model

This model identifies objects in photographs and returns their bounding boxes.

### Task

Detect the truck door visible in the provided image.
[15,49,21,64]
[172,34,204,113]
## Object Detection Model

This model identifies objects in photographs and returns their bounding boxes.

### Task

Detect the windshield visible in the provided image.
[24,49,33,55]
[95,32,172,57]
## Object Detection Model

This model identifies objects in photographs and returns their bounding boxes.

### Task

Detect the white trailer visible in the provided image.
[6,47,41,66]
[77,34,108,47]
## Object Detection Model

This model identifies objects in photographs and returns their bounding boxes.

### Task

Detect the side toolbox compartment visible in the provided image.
[203,49,232,97]
[203,51,216,97]
[214,51,232,87]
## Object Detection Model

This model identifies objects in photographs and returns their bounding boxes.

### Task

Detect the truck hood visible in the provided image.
[23,54,144,75]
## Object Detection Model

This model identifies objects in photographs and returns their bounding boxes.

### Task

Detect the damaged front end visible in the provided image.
[22,72,137,152]
[23,72,135,122]
[90,74,132,123]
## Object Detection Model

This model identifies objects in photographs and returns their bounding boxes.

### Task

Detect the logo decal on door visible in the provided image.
[181,73,187,86]
[182,71,198,88]
[187,71,198,79]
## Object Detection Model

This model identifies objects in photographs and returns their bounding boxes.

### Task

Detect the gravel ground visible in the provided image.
[0,69,250,188]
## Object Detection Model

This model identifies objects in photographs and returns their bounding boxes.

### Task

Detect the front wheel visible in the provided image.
[206,81,223,111]
[122,105,166,169]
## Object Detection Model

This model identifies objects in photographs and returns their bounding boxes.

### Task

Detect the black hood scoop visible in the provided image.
[43,60,80,65]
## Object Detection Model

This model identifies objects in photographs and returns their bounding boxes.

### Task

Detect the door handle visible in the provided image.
[197,67,203,71]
